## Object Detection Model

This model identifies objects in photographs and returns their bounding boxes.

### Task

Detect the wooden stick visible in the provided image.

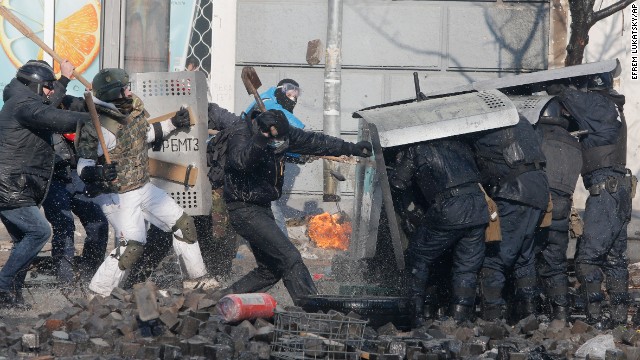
[84,92,111,164]
[0,5,91,89]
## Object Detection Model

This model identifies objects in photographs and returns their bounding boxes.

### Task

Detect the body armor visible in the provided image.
[539,125,582,194]
[412,138,481,203]
[77,105,150,194]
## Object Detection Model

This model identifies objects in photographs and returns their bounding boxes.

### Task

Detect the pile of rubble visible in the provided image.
[2,282,640,359]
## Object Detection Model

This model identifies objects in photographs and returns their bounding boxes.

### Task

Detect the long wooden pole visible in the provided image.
[0,5,91,89]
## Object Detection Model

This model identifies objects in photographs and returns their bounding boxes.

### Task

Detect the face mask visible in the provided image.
[268,138,289,154]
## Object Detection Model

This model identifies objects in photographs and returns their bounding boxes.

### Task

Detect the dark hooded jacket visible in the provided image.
[0,78,88,209]
[223,120,352,206]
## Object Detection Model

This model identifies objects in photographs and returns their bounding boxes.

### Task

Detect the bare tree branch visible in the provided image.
[591,0,636,25]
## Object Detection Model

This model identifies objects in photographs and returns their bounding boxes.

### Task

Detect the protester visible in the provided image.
[244,78,305,236]
[214,109,372,305]
[75,68,212,295]
[0,59,89,309]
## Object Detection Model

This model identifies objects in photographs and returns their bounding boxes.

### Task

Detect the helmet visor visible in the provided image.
[278,83,301,100]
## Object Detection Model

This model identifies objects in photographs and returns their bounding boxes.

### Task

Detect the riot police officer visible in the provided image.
[533,99,582,322]
[471,116,549,322]
[390,138,489,326]
[548,73,634,328]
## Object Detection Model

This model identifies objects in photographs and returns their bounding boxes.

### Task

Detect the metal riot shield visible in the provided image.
[354,90,519,147]
[350,90,520,269]
[131,71,212,216]
[507,95,556,125]
[425,58,620,97]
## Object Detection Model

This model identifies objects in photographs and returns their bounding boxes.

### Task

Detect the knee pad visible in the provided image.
[117,240,145,270]
[172,212,197,244]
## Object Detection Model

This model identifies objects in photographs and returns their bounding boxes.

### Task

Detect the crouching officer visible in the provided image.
[533,99,582,322]
[549,73,634,328]
[471,116,549,323]
[215,109,372,305]
[390,138,489,327]
[76,68,207,295]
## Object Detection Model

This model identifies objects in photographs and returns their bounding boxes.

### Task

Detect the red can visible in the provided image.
[218,293,278,323]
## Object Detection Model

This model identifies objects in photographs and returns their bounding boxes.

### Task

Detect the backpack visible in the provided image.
[206,120,245,189]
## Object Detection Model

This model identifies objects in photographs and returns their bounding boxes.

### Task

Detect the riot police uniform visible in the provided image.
[471,116,549,322]
[533,99,582,321]
[390,138,489,326]
[551,75,634,328]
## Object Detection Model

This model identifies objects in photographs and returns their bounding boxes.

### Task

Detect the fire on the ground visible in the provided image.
[307,212,352,251]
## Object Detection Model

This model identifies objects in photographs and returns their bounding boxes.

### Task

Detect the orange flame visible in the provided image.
[307,212,352,251]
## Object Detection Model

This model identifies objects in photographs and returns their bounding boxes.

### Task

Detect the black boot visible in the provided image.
[482,303,505,321]
[451,304,474,324]
[609,303,629,328]
[412,296,426,328]
[511,298,538,323]
[551,304,569,322]
[585,302,608,330]
[422,303,437,321]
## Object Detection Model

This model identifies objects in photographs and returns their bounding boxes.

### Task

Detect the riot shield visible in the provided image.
[131,71,212,216]
[508,95,556,124]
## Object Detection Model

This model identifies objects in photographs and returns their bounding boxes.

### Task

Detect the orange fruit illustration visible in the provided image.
[0,0,100,76]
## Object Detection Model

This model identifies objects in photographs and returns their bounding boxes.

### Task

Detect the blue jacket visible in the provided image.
[243,87,305,129]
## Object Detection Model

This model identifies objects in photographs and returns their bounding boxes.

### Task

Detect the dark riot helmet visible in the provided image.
[539,98,569,129]
[275,78,300,112]
[586,72,613,90]
[16,60,56,97]
[92,68,130,102]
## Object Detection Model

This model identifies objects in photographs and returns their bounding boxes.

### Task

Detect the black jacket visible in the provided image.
[223,120,351,205]
[0,78,89,208]
[471,116,550,210]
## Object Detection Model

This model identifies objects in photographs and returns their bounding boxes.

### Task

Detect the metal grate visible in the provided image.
[170,191,199,209]
[521,98,541,109]
[139,78,193,97]
[271,311,367,360]
[476,91,507,109]
[186,0,213,78]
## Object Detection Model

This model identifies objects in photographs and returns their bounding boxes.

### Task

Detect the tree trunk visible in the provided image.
[565,0,595,66]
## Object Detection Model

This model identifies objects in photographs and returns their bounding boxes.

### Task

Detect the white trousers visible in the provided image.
[89,182,207,296]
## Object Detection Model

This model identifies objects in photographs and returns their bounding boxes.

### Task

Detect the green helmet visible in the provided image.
[92,68,129,102]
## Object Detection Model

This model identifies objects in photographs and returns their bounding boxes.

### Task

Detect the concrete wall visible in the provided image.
[234,0,550,219]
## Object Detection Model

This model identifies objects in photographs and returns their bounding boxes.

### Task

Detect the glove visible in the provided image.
[256,110,289,138]
[545,83,567,95]
[80,162,118,183]
[171,106,191,128]
[348,141,372,157]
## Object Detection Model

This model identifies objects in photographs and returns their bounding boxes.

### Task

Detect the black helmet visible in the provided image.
[275,78,300,112]
[16,60,55,96]
[586,72,613,90]
[538,98,569,129]
[92,68,130,102]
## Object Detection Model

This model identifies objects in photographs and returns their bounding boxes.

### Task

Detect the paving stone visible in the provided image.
[179,316,202,338]
[119,342,141,357]
[160,309,180,332]
[204,344,233,360]
[136,345,161,359]
[21,333,39,351]
[52,331,69,340]
[133,282,160,321]
[605,348,627,360]
[621,329,640,346]
[89,337,111,354]
[231,320,257,341]
[571,320,593,334]
[52,339,76,357]
[481,322,508,340]
[377,322,399,336]
[160,344,182,359]
[253,325,274,343]
[248,341,271,360]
